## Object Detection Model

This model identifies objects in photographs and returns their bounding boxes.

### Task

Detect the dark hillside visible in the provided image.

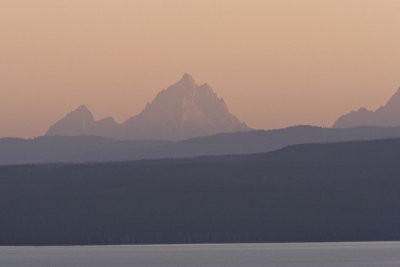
[1,138,400,245]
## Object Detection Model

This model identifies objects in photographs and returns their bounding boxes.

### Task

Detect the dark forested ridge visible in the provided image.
[4,125,400,165]
[1,138,400,245]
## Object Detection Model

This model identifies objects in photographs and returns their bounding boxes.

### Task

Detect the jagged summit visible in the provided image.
[75,104,91,113]
[154,73,199,100]
[46,74,249,140]
[333,87,400,128]
[123,74,249,140]
[180,73,196,84]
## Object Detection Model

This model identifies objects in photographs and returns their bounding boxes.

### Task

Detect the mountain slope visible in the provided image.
[1,137,400,245]
[333,88,400,128]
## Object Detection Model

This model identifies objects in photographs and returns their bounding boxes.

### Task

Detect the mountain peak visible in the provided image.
[67,105,94,120]
[46,105,121,138]
[75,104,90,113]
[123,74,249,140]
[46,105,95,136]
[176,73,197,88]
[181,73,195,81]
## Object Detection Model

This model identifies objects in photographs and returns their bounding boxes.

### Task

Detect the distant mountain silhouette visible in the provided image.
[2,137,400,245]
[333,87,400,128]
[46,74,249,141]
[6,125,400,165]
[46,105,121,138]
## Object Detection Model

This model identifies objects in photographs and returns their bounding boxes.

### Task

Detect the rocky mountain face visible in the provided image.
[46,74,249,140]
[333,88,400,128]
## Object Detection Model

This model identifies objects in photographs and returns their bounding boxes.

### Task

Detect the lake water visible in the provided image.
[1,242,400,267]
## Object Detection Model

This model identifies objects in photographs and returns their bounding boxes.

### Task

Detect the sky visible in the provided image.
[1,0,400,138]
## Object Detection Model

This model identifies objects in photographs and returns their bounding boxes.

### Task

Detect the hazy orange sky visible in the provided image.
[1,0,400,138]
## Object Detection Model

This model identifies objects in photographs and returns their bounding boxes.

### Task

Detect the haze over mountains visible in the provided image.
[334,88,400,128]
[5,125,400,165]
[35,74,400,142]
[2,82,400,165]
[46,74,249,141]
[4,75,400,165]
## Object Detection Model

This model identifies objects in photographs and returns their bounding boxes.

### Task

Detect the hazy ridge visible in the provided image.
[4,125,400,165]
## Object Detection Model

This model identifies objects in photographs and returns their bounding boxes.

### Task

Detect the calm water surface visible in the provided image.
[1,242,400,267]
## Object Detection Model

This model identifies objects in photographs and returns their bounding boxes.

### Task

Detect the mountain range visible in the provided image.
[40,77,400,141]
[333,87,400,128]
[46,74,249,141]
